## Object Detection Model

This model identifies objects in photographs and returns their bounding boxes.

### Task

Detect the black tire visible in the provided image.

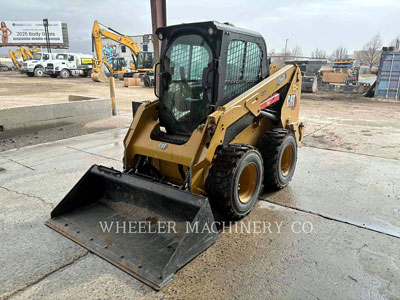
[34,67,44,77]
[205,144,263,220]
[26,72,34,77]
[50,74,58,78]
[258,129,297,190]
[59,69,70,79]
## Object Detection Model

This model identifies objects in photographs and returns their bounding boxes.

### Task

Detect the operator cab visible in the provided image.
[156,21,269,138]
[136,52,154,69]
[32,52,42,61]
[111,57,126,71]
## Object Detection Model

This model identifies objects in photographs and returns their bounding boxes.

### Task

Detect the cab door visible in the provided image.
[67,55,76,69]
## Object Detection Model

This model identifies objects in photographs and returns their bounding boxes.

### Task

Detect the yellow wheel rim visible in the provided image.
[238,163,258,204]
[281,145,294,177]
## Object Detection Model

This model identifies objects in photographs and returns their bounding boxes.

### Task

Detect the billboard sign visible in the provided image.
[0,21,64,46]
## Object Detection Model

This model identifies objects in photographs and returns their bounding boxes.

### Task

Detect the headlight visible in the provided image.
[158,32,164,40]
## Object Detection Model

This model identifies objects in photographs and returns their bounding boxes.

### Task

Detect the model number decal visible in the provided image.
[287,94,297,110]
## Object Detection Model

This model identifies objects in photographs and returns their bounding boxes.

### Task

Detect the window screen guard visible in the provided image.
[224,40,263,101]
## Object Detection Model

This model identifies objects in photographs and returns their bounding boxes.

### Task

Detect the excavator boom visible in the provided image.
[91,20,154,82]
[9,50,21,71]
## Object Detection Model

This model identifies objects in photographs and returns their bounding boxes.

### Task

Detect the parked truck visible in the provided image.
[45,53,93,78]
[21,52,55,77]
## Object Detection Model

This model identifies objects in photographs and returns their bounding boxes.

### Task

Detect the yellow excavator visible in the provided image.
[9,47,41,71]
[8,50,22,71]
[91,20,154,82]
[20,47,41,61]
[47,21,304,290]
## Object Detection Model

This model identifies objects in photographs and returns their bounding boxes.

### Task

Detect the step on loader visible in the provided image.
[46,21,304,290]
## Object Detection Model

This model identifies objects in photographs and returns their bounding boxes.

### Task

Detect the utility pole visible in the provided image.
[43,19,51,53]
[284,38,289,62]
[150,0,167,64]
[150,0,167,97]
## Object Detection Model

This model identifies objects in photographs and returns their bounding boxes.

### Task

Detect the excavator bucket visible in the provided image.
[91,71,109,82]
[45,165,218,289]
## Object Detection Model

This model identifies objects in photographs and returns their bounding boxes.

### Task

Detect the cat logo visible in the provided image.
[287,94,297,110]
[158,143,168,150]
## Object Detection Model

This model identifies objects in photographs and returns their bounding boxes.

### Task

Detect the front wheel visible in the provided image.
[206,144,263,220]
[59,69,70,79]
[258,129,297,190]
[34,67,44,77]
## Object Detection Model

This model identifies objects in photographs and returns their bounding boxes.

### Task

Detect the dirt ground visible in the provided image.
[0,71,154,113]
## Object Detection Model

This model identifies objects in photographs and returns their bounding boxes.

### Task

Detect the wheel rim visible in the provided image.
[281,144,294,177]
[238,163,258,204]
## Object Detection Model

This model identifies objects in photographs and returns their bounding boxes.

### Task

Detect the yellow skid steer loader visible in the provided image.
[46,21,304,290]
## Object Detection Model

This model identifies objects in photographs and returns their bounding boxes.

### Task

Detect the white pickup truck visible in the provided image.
[45,53,93,78]
[21,52,56,77]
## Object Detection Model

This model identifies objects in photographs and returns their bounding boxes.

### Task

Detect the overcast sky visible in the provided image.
[1,0,399,56]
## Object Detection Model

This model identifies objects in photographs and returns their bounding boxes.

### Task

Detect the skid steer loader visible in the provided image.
[46,21,304,289]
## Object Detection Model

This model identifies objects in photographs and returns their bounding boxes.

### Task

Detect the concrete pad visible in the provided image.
[156,202,400,299]
[261,147,400,237]
[62,128,127,151]
[68,141,125,161]
[0,151,121,207]
[0,128,127,167]
[0,188,87,299]
[304,122,400,160]
[10,254,153,300]
[11,203,400,299]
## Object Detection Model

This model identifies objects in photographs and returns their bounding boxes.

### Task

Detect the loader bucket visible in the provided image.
[91,71,108,82]
[45,165,218,290]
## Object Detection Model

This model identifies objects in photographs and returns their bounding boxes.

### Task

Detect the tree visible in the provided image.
[390,36,400,48]
[360,33,383,70]
[331,47,348,60]
[311,48,327,59]
[290,45,302,59]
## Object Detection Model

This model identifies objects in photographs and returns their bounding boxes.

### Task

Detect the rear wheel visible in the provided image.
[59,69,70,79]
[34,67,44,77]
[258,129,297,190]
[206,144,263,220]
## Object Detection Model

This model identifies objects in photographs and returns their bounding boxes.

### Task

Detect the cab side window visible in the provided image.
[224,40,263,101]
